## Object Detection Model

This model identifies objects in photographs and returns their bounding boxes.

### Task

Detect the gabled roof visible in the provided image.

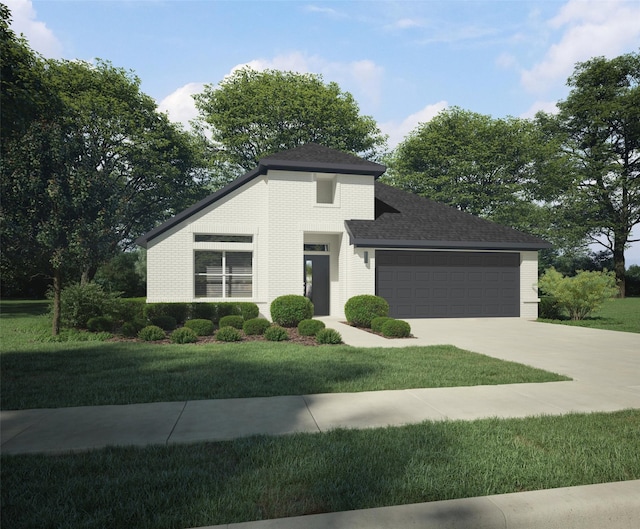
[136,143,386,247]
[344,183,551,251]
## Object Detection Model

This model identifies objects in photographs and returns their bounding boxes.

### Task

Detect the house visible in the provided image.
[136,143,551,319]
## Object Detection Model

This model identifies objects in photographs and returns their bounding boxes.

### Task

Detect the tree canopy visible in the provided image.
[194,67,387,173]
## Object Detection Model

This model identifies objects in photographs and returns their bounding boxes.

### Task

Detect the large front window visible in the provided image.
[195,251,252,298]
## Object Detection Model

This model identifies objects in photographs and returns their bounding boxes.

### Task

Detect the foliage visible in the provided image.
[243,318,271,336]
[264,325,289,342]
[86,316,114,333]
[381,319,411,338]
[270,295,314,327]
[121,319,146,338]
[215,326,242,342]
[297,319,326,337]
[143,303,189,324]
[371,316,394,334]
[315,328,343,345]
[235,302,259,321]
[193,67,387,172]
[189,302,217,321]
[170,327,198,344]
[538,268,619,320]
[149,315,177,332]
[137,325,166,342]
[113,298,146,323]
[219,315,244,329]
[627,265,640,297]
[550,52,640,296]
[344,295,389,327]
[184,319,215,337]
[94,251,146,297]
[538,296,563,320]
[52,282,121,329]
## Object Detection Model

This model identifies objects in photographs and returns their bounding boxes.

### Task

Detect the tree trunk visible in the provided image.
[613,232,626,298]
[52,267,62,336]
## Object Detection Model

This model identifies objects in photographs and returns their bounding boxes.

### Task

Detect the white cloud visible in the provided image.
[521,0,640,94]
[157,82,204,129]
[304,5,347,19]
[5,0,63,57]
[520,100,559,119]
[229,52,385,110]
[381,101,448,148]
[388,18,425,30]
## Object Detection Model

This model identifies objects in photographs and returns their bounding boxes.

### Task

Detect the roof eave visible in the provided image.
[347,236,552,251]
[262,159,386,178]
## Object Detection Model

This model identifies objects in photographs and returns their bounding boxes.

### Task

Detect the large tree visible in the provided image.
[387,107,571,244]
[553,52,640,296]
[194,67,387,174]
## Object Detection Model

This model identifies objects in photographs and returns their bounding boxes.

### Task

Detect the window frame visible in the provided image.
[194,250,253,299]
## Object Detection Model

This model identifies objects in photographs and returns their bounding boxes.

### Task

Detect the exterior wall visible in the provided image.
[146,169,376,318]
[520,251,540,320]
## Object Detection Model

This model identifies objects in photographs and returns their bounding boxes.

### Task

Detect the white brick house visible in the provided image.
[136,144,550,320]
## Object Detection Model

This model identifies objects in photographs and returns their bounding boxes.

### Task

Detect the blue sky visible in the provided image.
[6,0,640,264]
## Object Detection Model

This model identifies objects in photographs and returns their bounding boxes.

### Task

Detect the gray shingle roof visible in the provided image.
[344,183,551,251]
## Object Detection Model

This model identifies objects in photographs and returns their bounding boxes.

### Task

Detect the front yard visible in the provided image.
[539,297,640,333]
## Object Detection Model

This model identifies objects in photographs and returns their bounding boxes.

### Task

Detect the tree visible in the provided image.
[194,67,387,174]
[554,52,640,296]
[386,107,571,243]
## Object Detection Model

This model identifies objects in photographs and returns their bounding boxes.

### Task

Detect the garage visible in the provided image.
[376,251,520,318]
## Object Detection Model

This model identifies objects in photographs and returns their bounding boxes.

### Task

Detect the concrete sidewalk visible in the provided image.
[2,318,639,528]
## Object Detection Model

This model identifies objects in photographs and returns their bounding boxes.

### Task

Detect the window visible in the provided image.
[304,243,329,252]
[195,251,252,298]
[316,176,336,204]
[195,234,253,243]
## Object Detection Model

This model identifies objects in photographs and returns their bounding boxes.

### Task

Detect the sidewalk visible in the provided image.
[2,318,639,528]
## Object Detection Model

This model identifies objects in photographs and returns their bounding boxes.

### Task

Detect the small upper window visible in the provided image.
[304,244,329,252]
[195,234,253,243]
[316,176,336,204]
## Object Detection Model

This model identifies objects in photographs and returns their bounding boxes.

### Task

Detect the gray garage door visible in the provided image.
[376,251,520,318]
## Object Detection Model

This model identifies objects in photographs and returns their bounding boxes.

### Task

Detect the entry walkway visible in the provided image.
[2,318,639,528]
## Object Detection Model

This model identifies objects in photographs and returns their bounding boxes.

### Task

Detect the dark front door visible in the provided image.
[304,255,330,316]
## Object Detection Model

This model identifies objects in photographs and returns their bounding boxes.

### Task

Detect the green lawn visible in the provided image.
[0,300,569,410]
[2,410,639,529]
[539,297,640,333]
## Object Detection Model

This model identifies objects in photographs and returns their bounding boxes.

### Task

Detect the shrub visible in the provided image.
[143,303,189,324]
[170,327,198,344]
[539,268,619,320]
[216,326,242,342]
[270,295,313,327]
[86,316,114,333]
[121,319,146,338]
[149,315,177,331]
[264,325,289,341]
[381,319,411,338]
[297,319,326,336]
[216,302,240,321]
[344,295,389,327]
[538,296,564,320]
[53,282,121,329]
[138,325,166,341]
[113,298,146,323]
[243,318,271,335]
[184,319,215,336]
[189,302,217,321]
[236,302,260,320]
[219,315,244,329]
[316,328,342,344]
[371,316,394,333]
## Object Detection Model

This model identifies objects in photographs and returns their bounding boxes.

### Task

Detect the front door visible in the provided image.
[304,255,330,316]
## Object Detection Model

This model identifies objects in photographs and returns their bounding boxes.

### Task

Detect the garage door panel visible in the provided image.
[376,251,519,318]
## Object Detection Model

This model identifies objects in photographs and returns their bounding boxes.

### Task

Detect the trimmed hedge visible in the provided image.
[344,295,389,327]
[121,319,146,338]
[143,303,189,325]
[316,328,342,344]
[149,315,177,331]
[170,327,198,344]
[270,295,313,327]
[138,325,166,342]
[86,316,114,333]
[243,318,271,336]
[371,316,394,334]
[216,326,242,342]
[381,319,411,338]
[297,319,326,336]
[264,325,289,341]
[219,315,244,329]
[184,319,215,336]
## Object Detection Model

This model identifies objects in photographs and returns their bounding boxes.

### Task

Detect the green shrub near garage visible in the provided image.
[345,295,389,327]
[184,319,215,336]
[297,319,326,336]
[243,318,271,336]
[219,315,244,329]
[381,319,411,338]
[371,316,394,334]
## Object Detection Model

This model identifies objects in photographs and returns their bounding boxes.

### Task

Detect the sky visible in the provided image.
[6,0,640,265]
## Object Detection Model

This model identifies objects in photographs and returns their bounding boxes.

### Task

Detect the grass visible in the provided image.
[539,297,640,333]
[2,409,639,529]
[1,300,569,410]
